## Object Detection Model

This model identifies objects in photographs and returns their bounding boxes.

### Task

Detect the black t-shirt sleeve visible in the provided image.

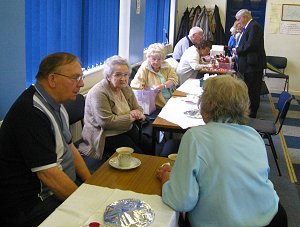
[14,108,57,169]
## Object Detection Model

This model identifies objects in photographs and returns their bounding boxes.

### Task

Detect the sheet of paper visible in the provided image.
[176,79,203,96]
[267,3,281,34]
[280,21,300,35]
[158,97,205,129]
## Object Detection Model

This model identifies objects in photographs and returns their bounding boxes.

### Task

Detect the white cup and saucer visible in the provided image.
[116,147,134,167]
[109,147,141,170]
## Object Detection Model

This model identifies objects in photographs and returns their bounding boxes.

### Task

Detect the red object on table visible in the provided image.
[89,222,100,227]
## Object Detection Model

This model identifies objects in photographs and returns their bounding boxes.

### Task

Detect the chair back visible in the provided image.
[129,64,141,85]
[266,56,287,73]
[63,94,85,126]
[275,91,292,133]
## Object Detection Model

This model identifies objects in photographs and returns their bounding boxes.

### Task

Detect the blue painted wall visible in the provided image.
[0,0,26,120]
[0,0,146,119]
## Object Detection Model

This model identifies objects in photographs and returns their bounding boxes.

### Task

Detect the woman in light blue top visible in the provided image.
[156,75,287,227]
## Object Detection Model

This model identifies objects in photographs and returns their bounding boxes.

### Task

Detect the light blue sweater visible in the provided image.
[162,122,279,227]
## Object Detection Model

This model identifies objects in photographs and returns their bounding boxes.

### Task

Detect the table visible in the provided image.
[40,154,178,226]
[86,153,169,196]
[151,79,206,150]
[151,116,188,150]
[172,89,187,97]
[201,68,235,74]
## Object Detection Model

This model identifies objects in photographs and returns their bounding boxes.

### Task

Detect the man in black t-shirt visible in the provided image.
[0,52,91,226]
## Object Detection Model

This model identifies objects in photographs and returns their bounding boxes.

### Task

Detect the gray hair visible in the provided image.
[189,26,203,36]
[236,9,252,19]
[200,74,250,124]
[146,43,166,59]
[103,55,131,79]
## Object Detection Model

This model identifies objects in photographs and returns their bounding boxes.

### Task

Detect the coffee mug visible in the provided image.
[116,147,134,167]
[168,153,177,166]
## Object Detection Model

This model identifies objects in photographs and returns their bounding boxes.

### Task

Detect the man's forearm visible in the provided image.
[37,167,78,200]
[69,143,91,181]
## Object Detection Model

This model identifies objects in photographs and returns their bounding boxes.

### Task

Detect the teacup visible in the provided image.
[116,147,134,167]
[168,153,177,166]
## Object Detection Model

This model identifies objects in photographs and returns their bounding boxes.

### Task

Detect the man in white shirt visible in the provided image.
[173,27,203,62]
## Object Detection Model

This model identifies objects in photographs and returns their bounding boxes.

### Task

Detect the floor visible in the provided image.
[265,77,300,183]
[264,78,300,226]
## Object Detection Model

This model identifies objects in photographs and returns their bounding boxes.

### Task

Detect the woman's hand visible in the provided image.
[130,109,146,121]
[152,84,164,91]
[156,163,172,184]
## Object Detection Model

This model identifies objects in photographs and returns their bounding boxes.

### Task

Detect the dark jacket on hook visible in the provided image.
[175,7,190,45]
[213,5,226,45]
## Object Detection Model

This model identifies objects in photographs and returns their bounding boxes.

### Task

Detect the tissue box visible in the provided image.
[210,45,224,57]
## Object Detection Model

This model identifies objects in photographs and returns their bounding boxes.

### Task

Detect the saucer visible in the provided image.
[109,157,141,170]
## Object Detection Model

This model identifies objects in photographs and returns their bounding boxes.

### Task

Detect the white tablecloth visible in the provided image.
[158,97,205,129]
[176,79,203,96]
[40,183,178,227]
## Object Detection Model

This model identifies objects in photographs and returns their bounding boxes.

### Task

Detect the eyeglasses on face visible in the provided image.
[112,72,130,78]
[53,72,84,82]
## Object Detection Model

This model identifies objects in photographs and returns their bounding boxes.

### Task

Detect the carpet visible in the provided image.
[270,93,300,184]
[258,95,300,227]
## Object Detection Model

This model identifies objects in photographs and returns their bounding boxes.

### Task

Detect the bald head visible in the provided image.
[188,26,203,45]
[189,26,203,36]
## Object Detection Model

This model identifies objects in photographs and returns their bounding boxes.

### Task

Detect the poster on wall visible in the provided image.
[282,4,300,22]
[268,3,281,33]
[280,21,300,35]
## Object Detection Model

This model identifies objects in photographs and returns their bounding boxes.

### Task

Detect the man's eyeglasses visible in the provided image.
[112,72,130,78]
[53,72,84,82]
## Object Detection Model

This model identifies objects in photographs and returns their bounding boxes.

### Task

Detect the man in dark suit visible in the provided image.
[233,9,266,118]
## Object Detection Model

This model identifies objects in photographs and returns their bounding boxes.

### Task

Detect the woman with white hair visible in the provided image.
[130,43,178,108]
[79,55,150,162]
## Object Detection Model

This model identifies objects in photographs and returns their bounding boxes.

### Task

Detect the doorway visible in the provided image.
[225,0,267,42]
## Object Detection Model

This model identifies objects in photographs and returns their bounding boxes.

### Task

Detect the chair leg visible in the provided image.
[135,123,142,145]
[284,78,289,92]
[266,134,282,176]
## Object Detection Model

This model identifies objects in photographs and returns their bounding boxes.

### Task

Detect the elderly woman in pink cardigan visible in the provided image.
[79,56,150,162]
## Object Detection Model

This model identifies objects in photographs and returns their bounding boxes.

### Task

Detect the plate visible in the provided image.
[109,157,141,170]
[104,198,155,227]
[184,109,202,119]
